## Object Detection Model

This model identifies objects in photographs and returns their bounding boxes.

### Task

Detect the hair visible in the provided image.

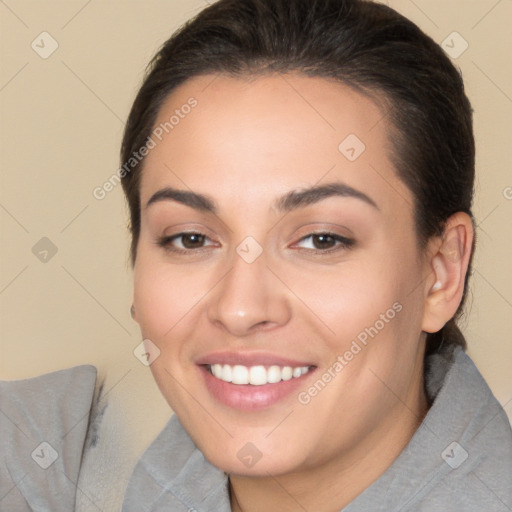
[120,0,475,355]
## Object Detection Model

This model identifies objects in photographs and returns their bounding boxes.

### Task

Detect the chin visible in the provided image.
[192,431,311,477]
[206,450,301,477]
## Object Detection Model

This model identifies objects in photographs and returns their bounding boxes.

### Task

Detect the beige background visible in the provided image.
[1,0,511,508]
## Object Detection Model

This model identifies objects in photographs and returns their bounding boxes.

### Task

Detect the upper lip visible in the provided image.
[195,351,315,368]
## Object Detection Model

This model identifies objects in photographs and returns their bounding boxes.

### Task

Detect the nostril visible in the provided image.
[254,320,271,329]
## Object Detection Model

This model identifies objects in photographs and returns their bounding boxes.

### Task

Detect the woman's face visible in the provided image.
[133,73,432,476]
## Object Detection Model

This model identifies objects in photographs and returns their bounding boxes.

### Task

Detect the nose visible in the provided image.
[206,249,292,337]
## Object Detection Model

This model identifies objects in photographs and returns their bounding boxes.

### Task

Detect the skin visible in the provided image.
[131,73,473,511]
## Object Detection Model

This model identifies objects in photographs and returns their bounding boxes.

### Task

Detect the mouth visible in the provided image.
[197,355,317,411]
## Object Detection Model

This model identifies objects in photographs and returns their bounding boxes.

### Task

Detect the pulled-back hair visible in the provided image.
[121,0,475,355]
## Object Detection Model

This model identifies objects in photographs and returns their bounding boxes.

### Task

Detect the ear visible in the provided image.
[422,212,474,333]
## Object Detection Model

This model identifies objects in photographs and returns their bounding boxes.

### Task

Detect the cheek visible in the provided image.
[132,253,207,408]
[133,251,204,341]
[307,250,425,378]
[294,249,419,336]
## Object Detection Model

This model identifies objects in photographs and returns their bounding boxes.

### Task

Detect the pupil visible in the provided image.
[183,234,204,248]
[314,234,334,249]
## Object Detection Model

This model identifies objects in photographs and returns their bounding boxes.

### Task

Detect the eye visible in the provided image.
[156,232,217,252]
[294,233,354,252]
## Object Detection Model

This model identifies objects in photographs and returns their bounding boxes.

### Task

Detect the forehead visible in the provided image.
[139,72,412,216]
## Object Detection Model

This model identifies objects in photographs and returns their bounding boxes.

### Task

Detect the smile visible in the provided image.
[196,352,317,410]
[207,363,312,385]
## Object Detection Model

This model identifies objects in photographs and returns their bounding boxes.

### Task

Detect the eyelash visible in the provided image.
[155,231,355,255]
[295,232,355,253]
[156,232,217,255]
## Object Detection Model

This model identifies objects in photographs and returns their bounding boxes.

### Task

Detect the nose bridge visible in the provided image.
[206,245,291,335]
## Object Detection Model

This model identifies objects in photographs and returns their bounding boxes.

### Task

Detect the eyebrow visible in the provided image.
[275,182,378,212]
[146,188,215,212]
[145,182,378,213]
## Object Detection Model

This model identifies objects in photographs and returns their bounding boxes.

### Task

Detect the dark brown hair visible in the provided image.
[121,0,475,354]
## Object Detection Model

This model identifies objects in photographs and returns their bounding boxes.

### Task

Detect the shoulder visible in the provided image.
[422,348,512,510]
[122,414,230,511]
[409,347,512,510]
[0,366,98,512]
[345,346,512,511]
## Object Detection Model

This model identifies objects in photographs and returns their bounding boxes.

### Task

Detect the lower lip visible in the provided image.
[200,366,315,411]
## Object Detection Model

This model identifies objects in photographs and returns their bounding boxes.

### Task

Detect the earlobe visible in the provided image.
[422,212,474,333]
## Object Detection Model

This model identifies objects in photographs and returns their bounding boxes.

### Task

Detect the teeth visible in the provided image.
[222,364,232,383]
[212,364,223,379]
[267,365,282,384]
[232,365,249,385]
[249,366,266,385]
[209,363,311,385]
[282,366,293,381]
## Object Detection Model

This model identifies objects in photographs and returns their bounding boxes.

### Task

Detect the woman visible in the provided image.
[120,0,512,510]
[1,0,510,511]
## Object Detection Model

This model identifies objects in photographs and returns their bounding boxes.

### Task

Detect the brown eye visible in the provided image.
[156,232,216,252]
[311,234,337,249]
[181,233,206,248]
[295,232,355,252]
